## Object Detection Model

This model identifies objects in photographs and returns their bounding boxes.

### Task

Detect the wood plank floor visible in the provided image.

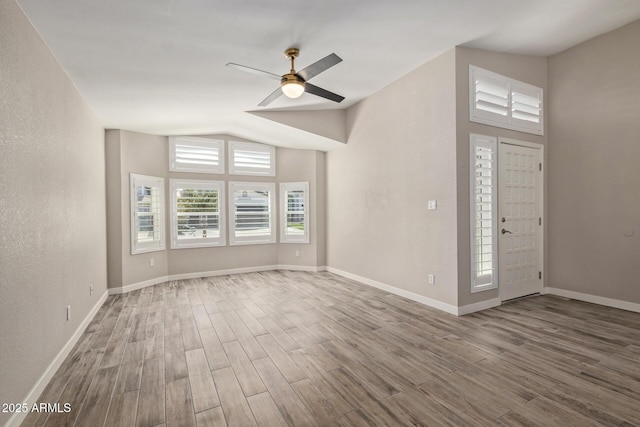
[23,271,640,426]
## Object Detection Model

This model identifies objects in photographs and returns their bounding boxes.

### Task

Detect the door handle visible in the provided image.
[501,229,512,234]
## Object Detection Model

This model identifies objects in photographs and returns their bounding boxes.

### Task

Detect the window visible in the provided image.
[169,136,225,174]
[469,65,543,135]
[228,141,275,176]
[470,134,498,292]
[130,174,165,254]
[280,182,309,243]
[170,179,225,248]
[228,182,276,245]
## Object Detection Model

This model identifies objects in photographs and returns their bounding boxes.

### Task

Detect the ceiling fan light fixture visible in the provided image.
[280,74,306,98]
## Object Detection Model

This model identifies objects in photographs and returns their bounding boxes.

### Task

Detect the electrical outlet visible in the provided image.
[427,200,437,210]
[66,305,71,321]
[149,258,155,267]
[90,284,94,295]
[295,250,300,257]
[428,274,435,285]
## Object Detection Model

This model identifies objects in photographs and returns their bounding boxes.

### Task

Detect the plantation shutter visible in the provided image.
[469,65,544,136]
[228,182,276,245]
[470,134,498,292]
[170,179,225,248]
[471,67,509,126]
[229,141,275,176]
[511,82,543,133]
[130,174,165,254]
[169,136,224,174]
[280,182,309,243]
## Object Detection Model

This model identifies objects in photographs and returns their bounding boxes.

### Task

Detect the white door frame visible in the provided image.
[498,137,544,301]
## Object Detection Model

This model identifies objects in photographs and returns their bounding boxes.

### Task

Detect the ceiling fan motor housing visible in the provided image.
[281,73,305,85]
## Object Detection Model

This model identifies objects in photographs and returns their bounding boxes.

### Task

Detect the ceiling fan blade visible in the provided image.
[297,53,342,81]
[305,83,345,103]
[226,63,281,81]
[258,87,284,106]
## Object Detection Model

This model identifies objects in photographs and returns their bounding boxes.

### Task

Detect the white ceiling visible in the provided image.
[16,0,640,150]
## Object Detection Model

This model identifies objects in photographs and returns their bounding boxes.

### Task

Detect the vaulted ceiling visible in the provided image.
[16,0,640,150]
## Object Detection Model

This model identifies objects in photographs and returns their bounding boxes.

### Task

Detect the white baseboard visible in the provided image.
[108,275,169,295]
[457,298,502,315]
[6,290,109,427]
[108,265,325,295]
[276,265,326,272]
[325,266,461,316]
[169,265,279,282]
[543,287,640,313]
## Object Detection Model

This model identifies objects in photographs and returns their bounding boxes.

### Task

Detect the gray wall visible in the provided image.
[106,130,170,288]
[547,20,640,304]
[106,130,326,290]
[276,148,326,267]
[454,47,548,307]
[0,0,107,423]
[326,49,459,306]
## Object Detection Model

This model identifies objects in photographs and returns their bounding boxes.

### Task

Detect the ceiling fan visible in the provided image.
[227,48,345,107]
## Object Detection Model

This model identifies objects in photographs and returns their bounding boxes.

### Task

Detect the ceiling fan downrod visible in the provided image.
[281,48,305,98]
[285,47,300,73]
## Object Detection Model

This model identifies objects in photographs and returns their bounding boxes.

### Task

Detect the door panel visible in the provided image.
[499,142,542,301]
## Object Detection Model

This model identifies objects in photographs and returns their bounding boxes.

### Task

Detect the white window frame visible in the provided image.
[169,136,225,174]
[470,134,498,293]
[228,141,276,176]
[170,179,225,249]
[228,181,276,245]
[469,65,544,136]
[280,182,309,244]
[130,174,165,254]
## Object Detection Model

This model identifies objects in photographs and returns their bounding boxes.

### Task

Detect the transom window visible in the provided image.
[228,141,276,176]
[169,136,225,174]
[469,65,543,135]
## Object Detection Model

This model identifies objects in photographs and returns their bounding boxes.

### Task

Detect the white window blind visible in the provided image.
[470,65,543,135]
[170,179,225,248]
[169,136,225,174]
[470,134,498,292]
[280,182,309,243]
[130,174,165,254]
[228,141,275,176]
[228,182,276,245]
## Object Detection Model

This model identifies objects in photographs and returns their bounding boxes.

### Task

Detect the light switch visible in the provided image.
[428,200,437,210]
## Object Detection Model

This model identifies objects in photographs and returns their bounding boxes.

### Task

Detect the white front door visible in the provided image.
[498,140,543,301]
